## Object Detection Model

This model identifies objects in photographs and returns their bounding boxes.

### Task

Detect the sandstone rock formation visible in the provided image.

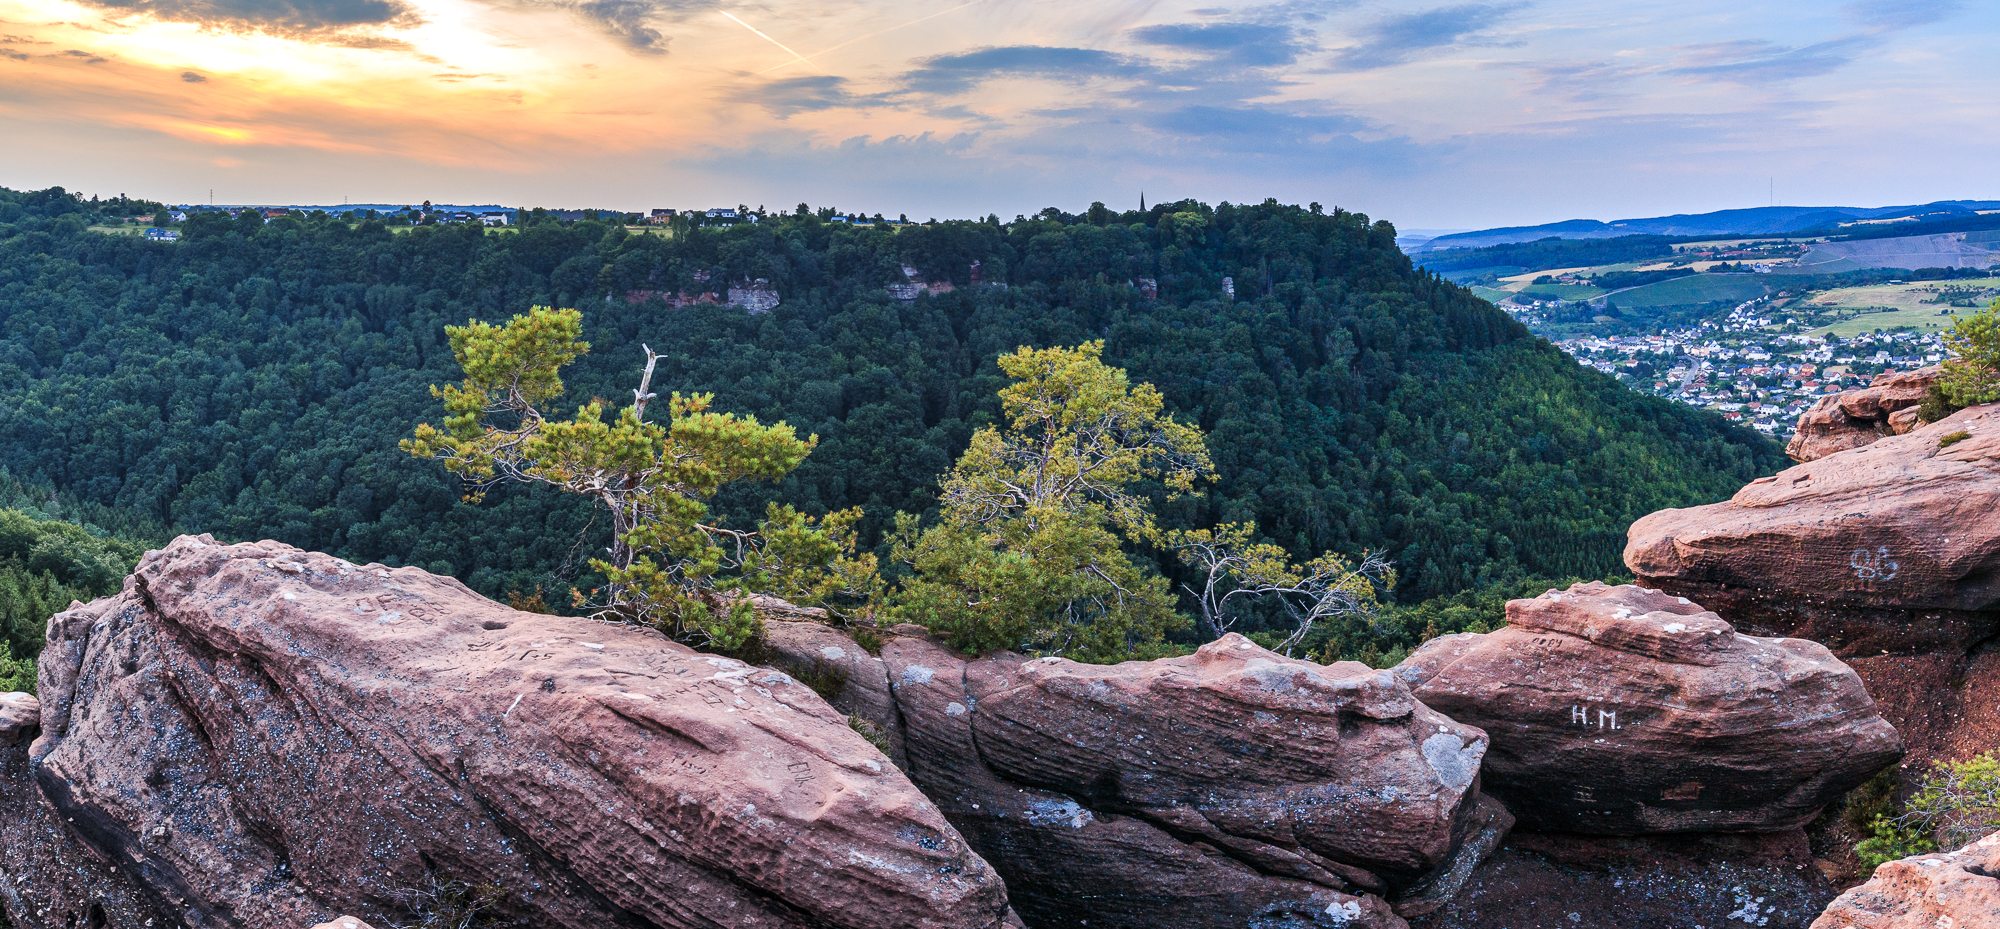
[1786,366,1940,462]
[309,919,380,929]
[1,691,163,929]
[762,620,1511,929]
[1812,831,2000,928]
[9,535,1014,929]
[1628,403,2000,768]
[1397,582,1902,834]
[0,691,32,738]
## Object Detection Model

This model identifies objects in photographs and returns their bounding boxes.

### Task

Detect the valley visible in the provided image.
[1418,208,2000,436]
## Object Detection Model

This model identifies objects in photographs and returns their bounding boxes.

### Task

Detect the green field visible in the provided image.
[1795,278,2000,336]
[1608,273,1784,309]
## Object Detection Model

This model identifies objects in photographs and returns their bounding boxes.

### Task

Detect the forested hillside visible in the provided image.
[0,500,147,690]
[0,187,1781,624]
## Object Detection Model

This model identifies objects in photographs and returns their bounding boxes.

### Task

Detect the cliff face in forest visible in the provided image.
[0,188,1779,641]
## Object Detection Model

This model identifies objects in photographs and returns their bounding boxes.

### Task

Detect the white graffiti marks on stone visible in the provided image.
[1849,546,1900,588]
[1571,704,1620,731]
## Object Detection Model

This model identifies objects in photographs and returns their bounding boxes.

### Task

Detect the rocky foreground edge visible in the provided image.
[1399,581,1902,835]
[1812,831,2000,929]
[1785,365,1940,463]
[6,535,1018,929]
[761,618,1509,929]
[0,535,1515,929]
[1629,402,2000,771]
[0,448,1962,929]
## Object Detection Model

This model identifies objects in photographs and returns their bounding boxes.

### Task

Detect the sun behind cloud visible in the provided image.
[0,0,1988,224]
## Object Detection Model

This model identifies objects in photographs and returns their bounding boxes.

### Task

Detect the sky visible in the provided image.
[0,0,1992,230]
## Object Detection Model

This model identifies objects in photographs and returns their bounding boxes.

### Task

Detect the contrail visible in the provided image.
[718,10,816,71]
[756,0,980,75]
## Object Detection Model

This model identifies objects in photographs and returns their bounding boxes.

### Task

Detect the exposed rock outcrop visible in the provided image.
[1,692,162,929]
[1397,582,1902,834]
[763,620,1510,929]
[1812,831,2000,928]
[0,692,33,739]
[11,535,1014,929]
[1627,403,2000,769]
[1786,366,1941,462]
[1412,830,1839,929]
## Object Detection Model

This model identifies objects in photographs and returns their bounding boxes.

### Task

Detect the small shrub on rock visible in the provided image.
[1936,299,2000,414]
[1857,751,2000,869]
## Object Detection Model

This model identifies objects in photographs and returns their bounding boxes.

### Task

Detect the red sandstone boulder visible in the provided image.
[1628,404,2000,771]
[1786,366,1941,462]
[18,536,1013,929]
[1,692,164,929]
[1628,404,2000,654]
[0,692,32,742]
[762,621,1511,929]
[1397,582,1901,835]
[1812,830,2000,928]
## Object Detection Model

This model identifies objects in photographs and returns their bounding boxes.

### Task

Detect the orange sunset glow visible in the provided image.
[0,0,1992,225]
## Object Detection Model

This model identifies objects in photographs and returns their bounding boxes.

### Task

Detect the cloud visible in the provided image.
[1516,60,1648,102]
[1332,3,1521,71]
[1844,0,1965,30]
[901,45,1150,96]
[1145,104,1366,142]
[1188,0,1349,26]
[729,74,887,118]
[1668,36,1873,83]
[1128,21,1307,67]
[62,48,108,64]
[0,49,26,61]
[560,0,667,53]
[180,70,207,82]
[1656,0,1965,85]
[71,0,412,36]
[493,0,716,54]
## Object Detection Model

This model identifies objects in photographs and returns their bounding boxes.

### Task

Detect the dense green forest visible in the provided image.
[0,499,147,690]
[0,186,1782,661]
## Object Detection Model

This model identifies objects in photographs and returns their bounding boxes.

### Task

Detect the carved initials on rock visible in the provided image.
[787,761,814,786]
[1571,704,1619,730]
[1850,546,1900,589]
[354,593,438,624]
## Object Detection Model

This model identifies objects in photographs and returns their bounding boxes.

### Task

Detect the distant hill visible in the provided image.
[1413,200,2000,252]
[1796,229,2000,273]
[0,186,1781,619]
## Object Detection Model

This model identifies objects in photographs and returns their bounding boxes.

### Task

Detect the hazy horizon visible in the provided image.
[1,0,1993,229]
